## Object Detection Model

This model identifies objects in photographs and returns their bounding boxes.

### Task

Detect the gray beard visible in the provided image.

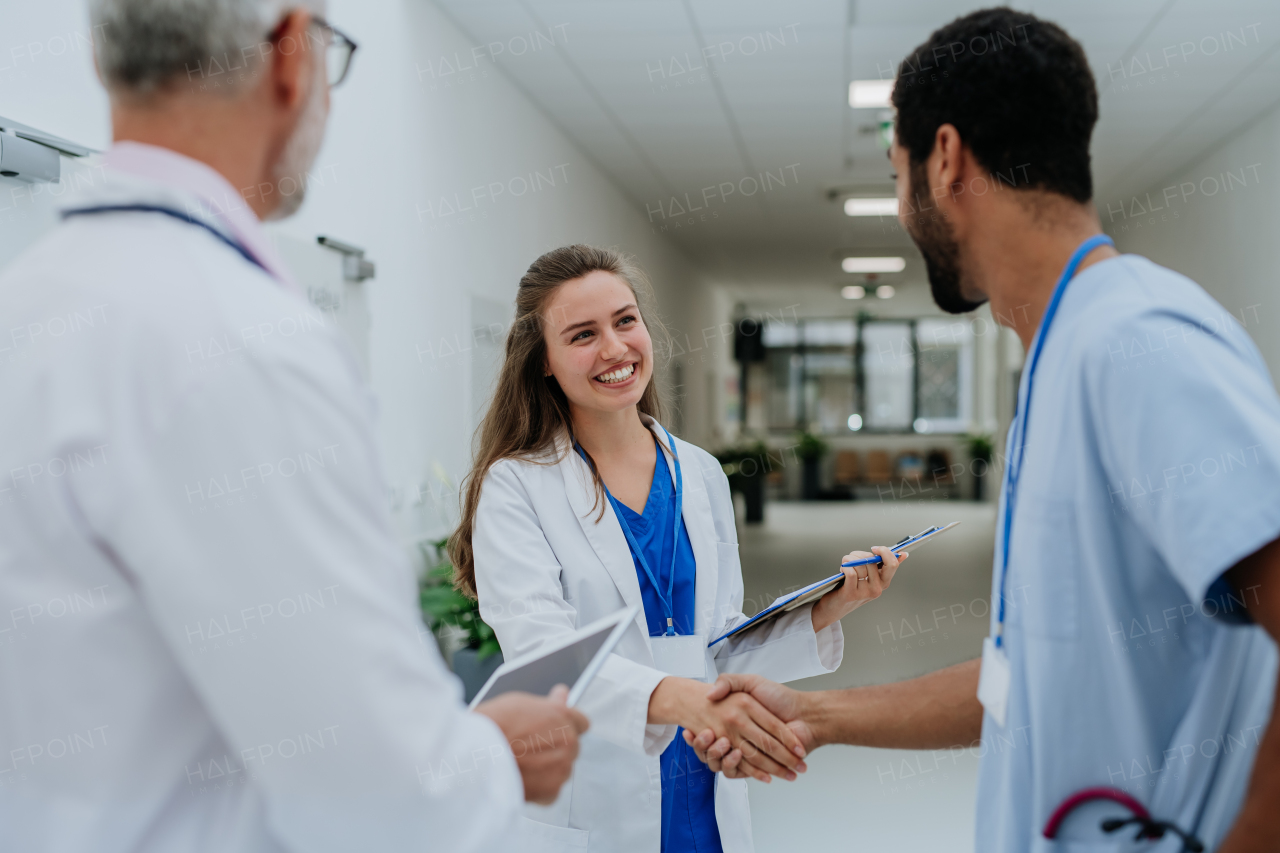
[265,65,328,221]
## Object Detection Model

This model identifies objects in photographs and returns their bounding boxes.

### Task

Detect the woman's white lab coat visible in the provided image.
[472,417,844,853]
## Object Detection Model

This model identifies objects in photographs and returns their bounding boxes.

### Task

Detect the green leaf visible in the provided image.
[417,534,502,657]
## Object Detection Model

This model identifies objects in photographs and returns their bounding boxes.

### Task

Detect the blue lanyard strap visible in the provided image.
[576,425,683,636]
[61,204,271,276]
[995,234,1114,649]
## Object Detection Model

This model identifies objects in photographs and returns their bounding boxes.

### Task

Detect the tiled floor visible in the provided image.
[737,501,997,852]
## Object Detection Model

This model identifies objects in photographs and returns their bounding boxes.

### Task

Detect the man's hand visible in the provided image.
[682,673,814,779]
[475,685,589,804]
[684,660,984,780]
[647,676,808,783]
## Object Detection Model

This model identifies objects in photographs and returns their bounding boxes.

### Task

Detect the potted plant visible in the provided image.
[419,537,502,702]
[963,433,994,500]
[795,431,828,500]
[715,440,769,524]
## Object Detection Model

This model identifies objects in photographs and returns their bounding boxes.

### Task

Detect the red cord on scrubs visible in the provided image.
[1043,786,1203,852]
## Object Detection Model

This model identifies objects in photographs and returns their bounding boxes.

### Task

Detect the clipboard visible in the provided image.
[707,522,960,647]
[468,604,639,709]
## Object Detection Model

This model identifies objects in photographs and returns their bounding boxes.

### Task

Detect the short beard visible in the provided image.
[265,62,329,221]
[906,160,986,315]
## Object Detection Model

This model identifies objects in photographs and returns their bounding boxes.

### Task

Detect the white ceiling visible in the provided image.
[432,0,1280,295]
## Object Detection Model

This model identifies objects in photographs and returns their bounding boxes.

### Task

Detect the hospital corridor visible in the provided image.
[2,1,1280,852]
[742,503,995,850]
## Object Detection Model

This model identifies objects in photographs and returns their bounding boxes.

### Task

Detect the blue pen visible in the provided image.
[841,552,904,568]
[841,526,944,567]
[707,523,958,648]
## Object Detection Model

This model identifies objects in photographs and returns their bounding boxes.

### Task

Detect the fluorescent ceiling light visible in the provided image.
[844,197,899,217]
[842,256,905,274]
[840,285,865,300]
[848,79,893,108]
[876,284,896,299]
[848,413,863,431]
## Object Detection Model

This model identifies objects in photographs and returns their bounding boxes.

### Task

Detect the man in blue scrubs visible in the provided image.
[688,8,1280,851]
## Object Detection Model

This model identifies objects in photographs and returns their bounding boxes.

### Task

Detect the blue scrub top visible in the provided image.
[610,437,722,853]
[976,255,1280,851]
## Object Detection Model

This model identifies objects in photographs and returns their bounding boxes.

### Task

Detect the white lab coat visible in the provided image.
[0,167,522,851]
[473,420,844,853]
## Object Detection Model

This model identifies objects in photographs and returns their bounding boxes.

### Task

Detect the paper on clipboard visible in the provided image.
[707,522,960,647]
[468,604,639,709]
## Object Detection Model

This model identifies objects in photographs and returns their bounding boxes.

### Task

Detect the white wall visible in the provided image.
[0,2,111,150]
[1107,104,1278,381]
[279,0,704,544]
[0,0,703,548]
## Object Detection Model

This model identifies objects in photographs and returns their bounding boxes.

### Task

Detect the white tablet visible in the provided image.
[468,604,640,709]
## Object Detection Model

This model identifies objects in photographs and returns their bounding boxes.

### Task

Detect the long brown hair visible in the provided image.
[449,245,669,598]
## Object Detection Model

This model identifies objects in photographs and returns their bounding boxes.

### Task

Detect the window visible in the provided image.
[746,316,973,435]
[860,322,913,430]
[914,319,973,433]
[758,319,856,433]
[802,320,856,435]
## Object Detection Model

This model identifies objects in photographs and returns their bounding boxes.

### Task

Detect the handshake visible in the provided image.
[474,672,813,805]
[649,672,815,784]
[475,672,812,807]
[679,673,815,782]
[476,543,912,799]
[477,655,987,801]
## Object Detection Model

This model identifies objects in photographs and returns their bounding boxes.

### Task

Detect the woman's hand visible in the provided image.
[647,677,808,783]
[683,674,814,781]
[810,545,907,633]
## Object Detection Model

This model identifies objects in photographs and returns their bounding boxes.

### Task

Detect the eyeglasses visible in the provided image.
[268,13,358,88]
[311,16,358,88]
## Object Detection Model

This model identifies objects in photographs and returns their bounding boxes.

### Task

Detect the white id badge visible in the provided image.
[977,637,1010,728]
[650,634,707,679]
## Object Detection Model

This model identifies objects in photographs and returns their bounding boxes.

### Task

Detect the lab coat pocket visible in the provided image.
[1008,499,1079,640]
[519,817,590,851]
[716,541,740,573]
[712,775,753,852]
[712,540,742,620]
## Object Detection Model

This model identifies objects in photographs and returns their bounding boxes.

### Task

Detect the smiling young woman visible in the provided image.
[449,245,905,853]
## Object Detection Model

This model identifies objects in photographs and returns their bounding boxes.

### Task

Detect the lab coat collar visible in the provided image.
[673,448,720,638]
[67,142,302,297]
[559,436,651,651]
[560,416,721,640]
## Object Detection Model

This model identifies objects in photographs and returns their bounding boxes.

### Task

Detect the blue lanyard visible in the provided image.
[995,234,1114,649]
[61,204,271,276]
[576,426,684,636]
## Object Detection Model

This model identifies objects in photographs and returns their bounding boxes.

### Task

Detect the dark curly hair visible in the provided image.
[891,7,1098,203]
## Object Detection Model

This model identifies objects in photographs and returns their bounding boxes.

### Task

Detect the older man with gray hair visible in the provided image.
[0,2,586,851]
